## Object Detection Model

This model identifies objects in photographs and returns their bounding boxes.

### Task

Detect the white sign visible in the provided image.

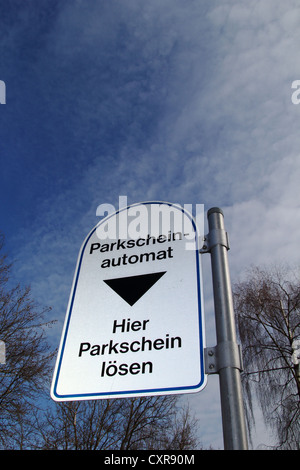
[51,202,206,401]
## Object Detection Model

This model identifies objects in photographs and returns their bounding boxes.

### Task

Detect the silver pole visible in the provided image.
[206,207,248,450]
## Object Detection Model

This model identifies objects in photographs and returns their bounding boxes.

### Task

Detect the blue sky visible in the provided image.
[1,0,300,449]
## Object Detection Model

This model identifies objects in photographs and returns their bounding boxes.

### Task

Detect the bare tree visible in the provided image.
[35,399,123,450]
[34,395,200,450]
[233,265,300,449]
[0,235,55,449]
[160,404,199,450]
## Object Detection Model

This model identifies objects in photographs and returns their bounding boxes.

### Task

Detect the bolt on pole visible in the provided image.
[205,207,248,450]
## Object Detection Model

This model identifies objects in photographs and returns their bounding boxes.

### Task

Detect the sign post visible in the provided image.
[51,202,206,401]
[201,208,248,450]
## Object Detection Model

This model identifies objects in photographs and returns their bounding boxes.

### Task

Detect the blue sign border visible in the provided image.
[51,201,206,400]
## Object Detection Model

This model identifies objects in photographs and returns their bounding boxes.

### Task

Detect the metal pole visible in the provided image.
[206,207,248,450]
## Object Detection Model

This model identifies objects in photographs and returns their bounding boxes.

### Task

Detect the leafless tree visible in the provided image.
[0,235,55,448]
[233,265,300,449]
[33,395,200,450]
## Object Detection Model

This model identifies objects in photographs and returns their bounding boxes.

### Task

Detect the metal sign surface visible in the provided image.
[51,202,206,401]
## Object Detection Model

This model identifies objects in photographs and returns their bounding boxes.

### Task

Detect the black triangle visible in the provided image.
[104,271,166,306]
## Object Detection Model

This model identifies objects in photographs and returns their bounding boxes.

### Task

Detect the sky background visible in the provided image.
[1,0,300,449]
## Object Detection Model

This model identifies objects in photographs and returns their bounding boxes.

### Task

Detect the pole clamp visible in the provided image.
[199,228,230,253]
[204,342,243,375]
